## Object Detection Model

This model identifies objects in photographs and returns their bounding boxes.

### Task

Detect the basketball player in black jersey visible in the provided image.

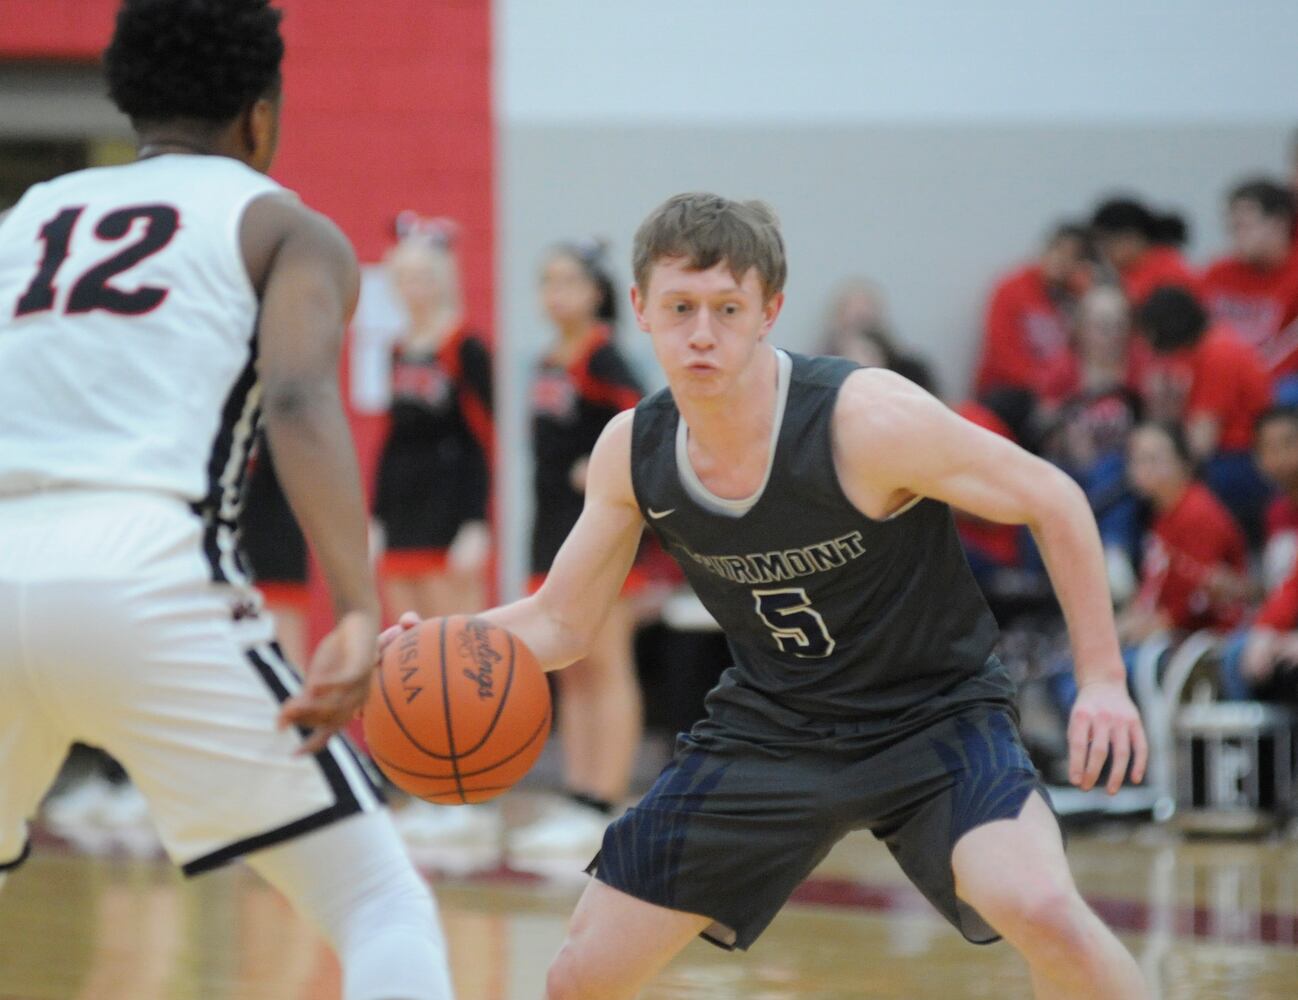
[387,193,1149,999]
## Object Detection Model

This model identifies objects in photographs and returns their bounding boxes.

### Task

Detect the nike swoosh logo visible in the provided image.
[648,508,676,520]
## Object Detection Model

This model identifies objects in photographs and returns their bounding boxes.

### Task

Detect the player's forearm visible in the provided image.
[480,595,589,672]
[264,378,379,620]
[1027,468,1125,684]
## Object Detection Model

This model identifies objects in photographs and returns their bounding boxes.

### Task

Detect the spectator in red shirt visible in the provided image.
[1224,569,1298,703]
[1091,198,1200,306]
[1123,422,1249,639]
[1136,285,1272,542]
[973,223,1091,401]
[1203,178,1298,394]
[1255,406,1298,590]
[1217,406,1298,703]
[1050,421,1248,718]
[1043,286,1144,572]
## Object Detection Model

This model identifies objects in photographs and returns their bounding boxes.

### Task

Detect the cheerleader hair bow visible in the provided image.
[394,210,461,248]
[566,235,610,266]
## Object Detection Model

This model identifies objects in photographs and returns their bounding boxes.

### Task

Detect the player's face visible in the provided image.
[389,246,442,315]
[1040,235,1086,286]
[632,258,783,399]
[1257,420,1298,488]
[541,254,601,328]
[1098,232,1145,272]
[831,284,886,334]
[1229,200,1288,265]
[1127,426,1186,501]
[1075,291,1129,365]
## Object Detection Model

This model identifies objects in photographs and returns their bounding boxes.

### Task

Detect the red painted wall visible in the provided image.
[1,0,494,308]
[1,1,118,60]
[2,0,496,638]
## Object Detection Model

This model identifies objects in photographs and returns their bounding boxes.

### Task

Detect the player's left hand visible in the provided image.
[278,609,380,755]
[1068,679,1148,795]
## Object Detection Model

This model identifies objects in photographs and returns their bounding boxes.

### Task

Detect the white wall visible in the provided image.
[499,1,1298,124]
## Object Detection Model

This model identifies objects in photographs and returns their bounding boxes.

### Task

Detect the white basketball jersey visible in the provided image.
[0,155,285,529]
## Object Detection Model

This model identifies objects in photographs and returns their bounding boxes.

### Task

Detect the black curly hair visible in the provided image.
[1134,285,1208,354]
[104,0,285,126]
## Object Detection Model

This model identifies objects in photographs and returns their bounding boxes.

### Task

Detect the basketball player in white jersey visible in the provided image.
[0,3,453,998]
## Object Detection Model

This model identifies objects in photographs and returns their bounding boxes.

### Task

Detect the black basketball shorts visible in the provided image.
[588,704,1052,951]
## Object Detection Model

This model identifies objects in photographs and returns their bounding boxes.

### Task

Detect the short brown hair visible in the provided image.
[632,193,787,300]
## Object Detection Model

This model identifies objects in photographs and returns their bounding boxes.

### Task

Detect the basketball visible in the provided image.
[363,615,551,804]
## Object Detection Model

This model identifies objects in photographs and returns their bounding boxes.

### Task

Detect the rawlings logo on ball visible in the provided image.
[458,617,502,700]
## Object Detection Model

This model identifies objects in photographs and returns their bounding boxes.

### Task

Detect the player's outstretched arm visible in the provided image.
[243,195,378,752]
[835,369,1146,795]
[380,412,644,672]
[482,411,643,670]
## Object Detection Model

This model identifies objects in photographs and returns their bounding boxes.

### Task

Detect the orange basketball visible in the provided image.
[363,615,551,804]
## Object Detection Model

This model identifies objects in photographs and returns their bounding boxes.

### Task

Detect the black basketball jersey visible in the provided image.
[632,351,1010,733]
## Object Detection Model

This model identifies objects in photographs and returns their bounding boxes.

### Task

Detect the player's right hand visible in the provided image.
[279,609,380,755]
[377,610,422,657]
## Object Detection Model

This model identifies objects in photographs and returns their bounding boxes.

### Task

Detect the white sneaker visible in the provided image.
[43,775,117,831]
[396,801,501,847]
[507,800,610,861]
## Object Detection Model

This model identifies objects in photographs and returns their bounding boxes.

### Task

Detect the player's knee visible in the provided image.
[545,943,622,1000]
[974,877,1088,952]
[544,947,584,1000]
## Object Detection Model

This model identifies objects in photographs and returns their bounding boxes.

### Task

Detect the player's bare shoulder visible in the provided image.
[834,366,944,452]
[239,194,359,302]
[586,409,639,510]
[830,366,956,515]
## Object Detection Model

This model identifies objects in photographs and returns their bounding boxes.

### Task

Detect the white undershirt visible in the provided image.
[675,349,792,518]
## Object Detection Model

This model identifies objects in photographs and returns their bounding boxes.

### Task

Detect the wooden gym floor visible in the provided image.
[3,815,1298,999]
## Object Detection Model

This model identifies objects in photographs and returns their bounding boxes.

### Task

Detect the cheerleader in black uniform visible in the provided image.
[374,216,498,847]
[374,216,493,622]
[509,241,648,859]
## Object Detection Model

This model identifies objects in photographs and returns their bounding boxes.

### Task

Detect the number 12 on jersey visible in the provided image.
[14,204,179,319]
[753,588,835,658]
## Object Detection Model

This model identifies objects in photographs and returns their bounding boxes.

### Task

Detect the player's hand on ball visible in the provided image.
[278,609,380,755]
[377,611,422,657]
[1068,679,1148,795]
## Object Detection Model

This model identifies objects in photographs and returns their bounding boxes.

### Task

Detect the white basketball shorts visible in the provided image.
[0,489,382,876]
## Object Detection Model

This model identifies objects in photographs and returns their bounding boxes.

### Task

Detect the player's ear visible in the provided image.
[244,97,280,173]
[759,290,785,337]
[630,285,651,333]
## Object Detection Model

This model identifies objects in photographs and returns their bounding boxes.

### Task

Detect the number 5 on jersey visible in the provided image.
[753,588,835,658]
